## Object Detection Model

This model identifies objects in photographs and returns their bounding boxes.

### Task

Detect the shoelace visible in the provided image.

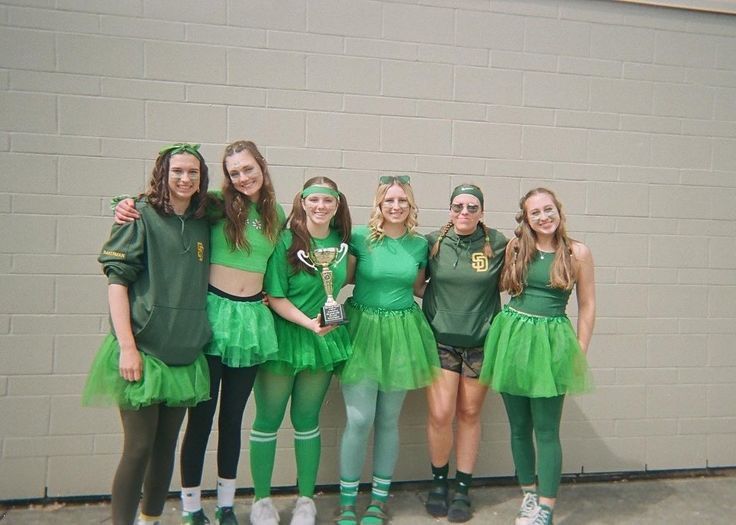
[533,506,552,525]
[519,493,538,516]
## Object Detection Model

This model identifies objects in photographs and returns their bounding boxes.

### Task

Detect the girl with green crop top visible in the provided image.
[248,177,353,525]
[114,140,284,525]
[479,187,595,525]
[336,176,440,525]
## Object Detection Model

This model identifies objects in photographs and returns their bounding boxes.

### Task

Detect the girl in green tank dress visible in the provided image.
[249,177,353,525]
[83,144,211,525]
[336,176,440,525]
[479,187,595,525]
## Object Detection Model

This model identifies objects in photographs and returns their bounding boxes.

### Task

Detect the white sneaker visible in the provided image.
[515,492,539,525]
[250,497,280,525]
[289,496,316,525]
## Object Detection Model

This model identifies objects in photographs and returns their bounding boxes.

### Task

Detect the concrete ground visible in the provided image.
[2,473,734,524]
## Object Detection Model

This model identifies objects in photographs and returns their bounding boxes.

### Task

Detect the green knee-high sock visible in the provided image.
[455,470,472,496]
[294,426,320,498]
[249,429,277,499]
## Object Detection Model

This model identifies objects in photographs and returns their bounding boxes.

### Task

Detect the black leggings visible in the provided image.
[112,404,186,525]
[180,354,259,486]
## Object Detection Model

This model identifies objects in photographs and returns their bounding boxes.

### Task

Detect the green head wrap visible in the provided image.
[301,185,340,199]
[450,184,484,209]
[159,143,201,157]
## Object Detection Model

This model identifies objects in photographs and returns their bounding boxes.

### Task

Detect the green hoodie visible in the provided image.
[422,226,507,348]
[98,198,211,365]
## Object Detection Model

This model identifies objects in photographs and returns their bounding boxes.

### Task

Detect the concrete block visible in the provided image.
[4,435,94,458]
[306,112,380,151]
[229,48,305,90]
[559,0,627,23]
[618,166,679,184]
[623,62,685,83]
[187,85,265,107]
[708,286,736,318]
[57,216,112,255]
[653,84,714,120]
[620,115,682,134]
[616,268,678,285]
[146,101,226,144]
[580,232,648,267]
[100,13,184,40]
[307,55,380,95]
[380,116,451,155]
[649,235,708,268]
[103,78,186,102]
[13,314,100,335]
[57,33,143,77]
[0,26,55,70]
[50,395,119,435]
[713,139,736,171]
[553,163,617,183]
[406,173,453,211]
[307,0,381,37]
[0,336,53,373]
[346,95,416,117]
[54,334,106,374]
[13,194,100,217]
[0,457,47,500]
[487,106,554,126]
[526,17,590,57]
[270,30,342,55]
[416,100,483,121]
[592,334,646,368]
[577,385,647,419]
[524,72,589,110]
[228,107,305,148]
[682,119,736,140]
[587,130,650,167]
[646,435,706,470]
[229,0,305,31]
[0,92,56,134]
[383,3,453,44]
[590,78,653,115]
[0,396,50,436]
[415,155,485,176]
[615,418,678,438]
[56,275,108,314]
[145,41,226,84]
[708,434,736,467]
[569,436,647,473]
[522,126,588,162]
[59,156,145,197]
[555,110,619,131]
[10,70,100,96]
[651,185,735,220]
[1,152,58,194]
[345,37,417,60]
[9,374,85,395]
[454,66,522,105]
[456,10,524,50]
[342,151,415,172]
[143,0,225,24]
[11,134,101,156]
[420,44,488,67]
[56,0,141,16]
[647,334,707,367]
[47,454,118,497]
[654,30,716,68]
[590,24,654,62]
[59,95,144,138]
[185,23,265,47]
[492,50,557,72]
[382,60,453,100]
[617,368,679,386]
[267,147,342,169]
[716,39,736,69]
[0,275,55,313]
[649,285,708,317]
[453,121,521,159]
[596,284,648,317]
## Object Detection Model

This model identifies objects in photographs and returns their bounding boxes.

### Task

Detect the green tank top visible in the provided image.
[508,251,571,317]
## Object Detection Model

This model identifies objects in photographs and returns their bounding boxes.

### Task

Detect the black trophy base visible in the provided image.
[320,303,348,326]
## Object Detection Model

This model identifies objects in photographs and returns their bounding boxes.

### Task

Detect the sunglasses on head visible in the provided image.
[379,175,411,185]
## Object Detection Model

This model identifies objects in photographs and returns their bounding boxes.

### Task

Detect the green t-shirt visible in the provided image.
[350,225,428,311]
[264,229,348,318]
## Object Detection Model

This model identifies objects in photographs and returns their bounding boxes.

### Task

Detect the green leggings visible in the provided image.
[501,393,565,498]
[249,366,333,498]
[112,404,186,525]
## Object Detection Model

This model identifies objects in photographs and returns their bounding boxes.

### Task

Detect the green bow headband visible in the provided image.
[451,184,484,208]
[159,143,201,157]
[301,185,340,199]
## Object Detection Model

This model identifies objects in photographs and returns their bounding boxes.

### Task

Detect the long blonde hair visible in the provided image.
[500,187,577,296]
[367,180,419,243]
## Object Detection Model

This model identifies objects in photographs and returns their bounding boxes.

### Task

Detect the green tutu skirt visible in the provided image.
[82,334,210,410]
[339,299,439,391]
[264,314,352,375]
[204,292,279,367]
[479,306,592,398]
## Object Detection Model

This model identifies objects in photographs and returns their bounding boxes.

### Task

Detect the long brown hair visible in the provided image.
[286,177,352,274]
[220,140,280,252]
[501,187,577,296]
[146,149,209,218]
[367,179,418,243]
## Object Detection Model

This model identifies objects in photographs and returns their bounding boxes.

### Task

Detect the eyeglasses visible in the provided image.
[379,175,411,185]
[169,171,200,181]
[528,207,558,222]
[382,198,410,209]
[450,203,480,214]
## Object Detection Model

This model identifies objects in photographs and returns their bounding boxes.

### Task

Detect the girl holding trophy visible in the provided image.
[336,176,440,525]
[249,177,353,525]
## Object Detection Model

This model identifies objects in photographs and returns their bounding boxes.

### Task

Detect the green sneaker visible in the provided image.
[530,504,553,525]
[182,509,210,525]
[215,506,238,525]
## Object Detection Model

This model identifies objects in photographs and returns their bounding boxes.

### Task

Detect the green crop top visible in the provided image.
[209,202,285,274]
[508,251,572,317]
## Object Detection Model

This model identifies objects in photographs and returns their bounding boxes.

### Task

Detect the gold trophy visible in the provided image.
[297,243,349,326]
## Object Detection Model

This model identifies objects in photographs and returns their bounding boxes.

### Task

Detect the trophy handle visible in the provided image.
[296,249,317,270]
[333,243,349,265]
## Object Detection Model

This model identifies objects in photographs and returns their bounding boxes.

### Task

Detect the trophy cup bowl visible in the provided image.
[297,243,349,326]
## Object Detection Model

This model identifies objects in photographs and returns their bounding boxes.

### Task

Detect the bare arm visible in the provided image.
[268,296,336,336]
[114,198,140,224]
[346,254,356,285]
[108,284,143,381]
[413,268,428,298]
[573,242,595,354]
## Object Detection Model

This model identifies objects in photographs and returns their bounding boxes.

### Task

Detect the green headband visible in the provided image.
[301,185,340,199]
[451,185,484,208]
[159,143,201,157]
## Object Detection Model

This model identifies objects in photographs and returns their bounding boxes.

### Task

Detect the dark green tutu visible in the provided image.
[339,299,440,391]
[479,306,592,398]
[82,335,210,410]
[204,292,279,367]
[264,314,352,375]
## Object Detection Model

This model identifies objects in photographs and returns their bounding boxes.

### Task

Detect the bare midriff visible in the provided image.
[209,264,264,297]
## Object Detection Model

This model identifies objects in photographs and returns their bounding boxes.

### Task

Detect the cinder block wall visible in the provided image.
[1,0,735,500]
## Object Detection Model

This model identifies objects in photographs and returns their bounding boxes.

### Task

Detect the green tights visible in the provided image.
[249,366,333,499]
[501,393,565,499]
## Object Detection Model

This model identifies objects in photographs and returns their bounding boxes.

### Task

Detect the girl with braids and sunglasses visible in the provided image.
[335,176,440,525]
[84,144,212,525]
[417,184,507,523]
[114,141,285,525]
[479,187,595,525]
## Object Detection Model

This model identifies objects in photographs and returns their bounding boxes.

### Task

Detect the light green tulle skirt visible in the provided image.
[82,335,210,410]
[479,306,592,398]
[263,314,352,375]
[204,292,279,367]
[339,299,440,392]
